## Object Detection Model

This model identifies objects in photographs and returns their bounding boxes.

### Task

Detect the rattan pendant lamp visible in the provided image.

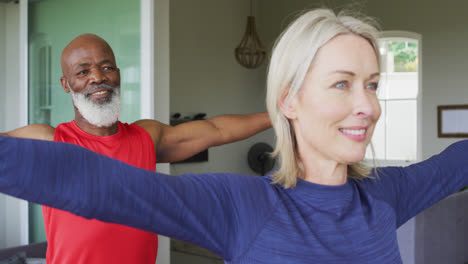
[234,0,267,69]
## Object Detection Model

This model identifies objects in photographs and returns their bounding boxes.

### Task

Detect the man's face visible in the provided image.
[62,40,121,105]
[61,39,122,127]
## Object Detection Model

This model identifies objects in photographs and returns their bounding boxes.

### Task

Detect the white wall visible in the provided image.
[0,2,25,248]
[169,0,274,176]
[5,4,21,131]
[0,2,21,131]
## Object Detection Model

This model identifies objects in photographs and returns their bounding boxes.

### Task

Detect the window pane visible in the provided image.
[385,72,418,99]
[367,101,386,160]
[387,40,418,72]
[386,100,417,160]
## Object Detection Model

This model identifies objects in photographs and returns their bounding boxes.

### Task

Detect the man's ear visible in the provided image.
[279,87,298,120]
[60,77,70,93]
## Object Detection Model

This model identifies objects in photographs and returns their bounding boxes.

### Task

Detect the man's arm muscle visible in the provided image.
[136,113,271,163]
[1,124,55,141]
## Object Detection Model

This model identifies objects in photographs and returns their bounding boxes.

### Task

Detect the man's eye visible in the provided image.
[77,70,89,76]
[103,66,114,71]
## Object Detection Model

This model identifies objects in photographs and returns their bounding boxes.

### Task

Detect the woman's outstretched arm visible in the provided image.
[0,136,276,259]
[361,139,468,227]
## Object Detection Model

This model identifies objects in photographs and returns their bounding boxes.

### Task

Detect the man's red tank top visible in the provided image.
[44,121,158,264]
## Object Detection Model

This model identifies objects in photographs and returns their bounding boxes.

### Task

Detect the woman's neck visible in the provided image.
[299,150,348,186]
[302,165,348,186]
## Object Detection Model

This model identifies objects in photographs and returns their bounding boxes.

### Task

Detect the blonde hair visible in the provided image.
[266,8,380,188]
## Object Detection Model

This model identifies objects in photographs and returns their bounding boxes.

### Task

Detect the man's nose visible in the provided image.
[89,68,107,84]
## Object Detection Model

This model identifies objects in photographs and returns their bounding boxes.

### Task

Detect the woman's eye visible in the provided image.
[333,81,348,89]
[366,82,379,91]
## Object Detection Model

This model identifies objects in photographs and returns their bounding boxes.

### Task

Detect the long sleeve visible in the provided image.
[0,136,277,260]
[361,140,468,227]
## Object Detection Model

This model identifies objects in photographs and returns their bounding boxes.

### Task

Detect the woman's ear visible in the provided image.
[279,87,297,119]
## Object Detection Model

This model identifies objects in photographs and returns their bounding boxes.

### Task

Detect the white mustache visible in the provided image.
[84,84,119,98]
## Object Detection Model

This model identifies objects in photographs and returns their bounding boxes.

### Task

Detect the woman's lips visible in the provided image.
[339,127,367,142]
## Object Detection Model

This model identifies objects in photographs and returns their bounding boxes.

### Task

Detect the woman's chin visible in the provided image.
[344,152,366,164]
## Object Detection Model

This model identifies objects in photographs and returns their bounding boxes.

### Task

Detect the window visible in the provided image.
[366,32,422,163]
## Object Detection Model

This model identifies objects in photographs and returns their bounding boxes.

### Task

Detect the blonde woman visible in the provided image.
[2,8,468,264]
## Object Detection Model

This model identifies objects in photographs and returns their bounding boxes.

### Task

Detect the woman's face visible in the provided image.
[286,34,381,166]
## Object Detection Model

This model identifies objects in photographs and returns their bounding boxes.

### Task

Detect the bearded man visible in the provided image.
[0,34,271,264]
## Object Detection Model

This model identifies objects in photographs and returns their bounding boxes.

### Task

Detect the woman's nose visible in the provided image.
[352,89,380,119]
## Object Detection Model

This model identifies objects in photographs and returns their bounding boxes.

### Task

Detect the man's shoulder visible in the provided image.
[13,123,55,141]
[132,119,163,130]
[131,119,162,144]
[126,121,153,135]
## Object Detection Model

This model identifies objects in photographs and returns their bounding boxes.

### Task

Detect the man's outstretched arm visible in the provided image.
[0,124,54,140]
[135,112,271,163]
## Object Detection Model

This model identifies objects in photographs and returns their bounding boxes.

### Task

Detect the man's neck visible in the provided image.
[74,117,119,136]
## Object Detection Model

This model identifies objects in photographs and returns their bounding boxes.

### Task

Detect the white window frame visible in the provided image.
[373,31,422,167]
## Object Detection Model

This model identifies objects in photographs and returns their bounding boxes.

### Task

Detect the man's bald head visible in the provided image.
[61,34,116,77]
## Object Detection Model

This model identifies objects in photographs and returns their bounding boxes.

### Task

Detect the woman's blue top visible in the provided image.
[1,136,468,263]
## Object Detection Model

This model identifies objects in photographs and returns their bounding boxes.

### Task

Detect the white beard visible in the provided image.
[71,86,121,128]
